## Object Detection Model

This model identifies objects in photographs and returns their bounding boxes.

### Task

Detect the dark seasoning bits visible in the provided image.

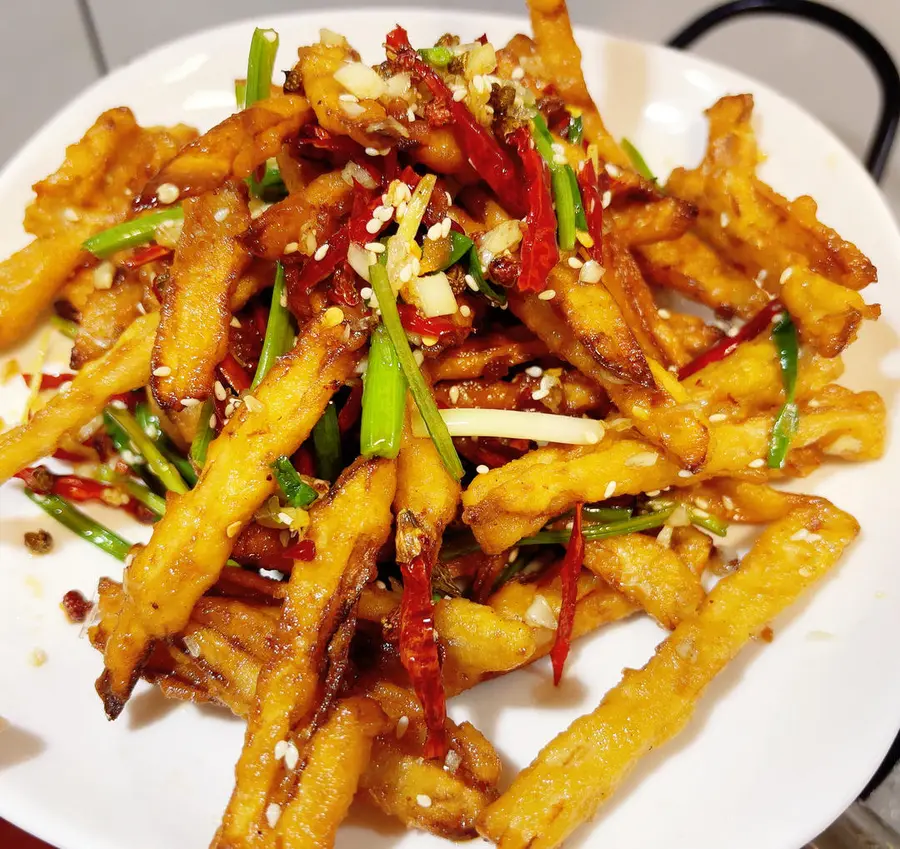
[24,528,53,554]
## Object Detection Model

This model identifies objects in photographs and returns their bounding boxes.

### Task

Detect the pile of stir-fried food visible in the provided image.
[0,0,886,845]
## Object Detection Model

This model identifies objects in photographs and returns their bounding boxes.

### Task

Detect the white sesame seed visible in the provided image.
[93,261,115,290]
[338,92,359,103]
[726,326,740,338]
[601,190,612,209]
[365,147,379,156]
[314,243,330,261]
[472,75,487,94]
[277,512,294,526]
[407,106,416,122]
[230,316,241,328]
[604,480,616,500]
[525,366,543,378]
[531,387,550,401]
[365,218,381,234]
[323,306,345,327]
[208,413,216,428]
[567,256,583,269]
[265,803,281,828]
[511,66,525,80]
[646,490,661,497]
[214,381,227,401]
[274,740,288,760]
[446,386,460,405]
[412,349,425,366]
[63,207,81,222]
[124,553,135,568]
[453,86,468,101]
[359,287,373,302]
[214,207,230,223]
[756,269,769,284]
[464,273,479,292]
[284,241,299,254]
[155,182,180,205]
[605,163,621,178]
[279,289,288,308]
[780,267,793,284]
[283,741,299,770]
[459,305,472,317]
[444,749,462,774]
[365,241,385,253]
[181,398,201,408]
[722,495,735,510]
[657,308,671,320]
[537,289,556,301]
[709,413,727,423]
[748,458,766,468]
[476,464,490,475]
[396,715,410,738]
[678,469,694,479]
[580,260,604,284]
[226,521,242,538]
[152,366,171,377]
[417,794,433,808]
[720,212,730,228]
[427,222,443,241]
[373,205,394,222]
[441,217,452,238]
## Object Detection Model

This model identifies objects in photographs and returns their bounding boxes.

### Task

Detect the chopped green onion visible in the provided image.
[767,314,800,469]
[687,508,730,538]
[189,400,215,469]
[443,230,475,270]
[438,531,479,561]
[582,505,633,522]
[235,80,247,109]
[532,113,578,251]
[103,410,134,458]
[360,323,407,459]
[94,466,167,517]
[531,112,555,160]
[50,315,79,340]
[245,28,279,107]
[621,138,657,183]
[133,403,198,486]
[467,248,507,307]
[271,456,319,508]
[519,507,675,546]
[105,406,189,495]
[368,263,464,479]
[418,46,454,67]
[254,159,288,201]
[24,490,132,561]
[82,208,184,259]
[251,262,293,390]
[566,166,587,231]
[563,113,584,145]
[311,401,343,482]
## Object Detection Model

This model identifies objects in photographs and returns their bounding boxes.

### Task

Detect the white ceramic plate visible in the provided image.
[1,9,899,849]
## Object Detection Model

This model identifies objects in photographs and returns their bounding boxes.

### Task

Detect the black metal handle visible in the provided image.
[667,0,900,183]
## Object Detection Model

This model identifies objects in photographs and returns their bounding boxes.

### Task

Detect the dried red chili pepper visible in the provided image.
[578,160,605,262]
[397,303,457,339]
[21,372,75,390]
[292,445,316,477]
[510,127,558,293]
[386,26,526,218]
[399,549,448,760]
[550,501,584,685]
[678,299,784,380]
[121,243,172,269]
[282,538,317,561]
[218,353,252,393]
[337,382,363,433]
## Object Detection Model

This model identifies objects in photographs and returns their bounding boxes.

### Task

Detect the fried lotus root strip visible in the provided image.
[216,457,397,848]
[97,310,366,718]
[151,182,252,408]
[0,311,159,482]
[70,274,146,368]
[477,498,859,849]
[462,397,885,553]
[779,265,880,357]
[509,291,710,470]
[582,533,704,629]
[275,697,387,849]
[667,94,876,291]
[361,681,502,840]
[525,0,628,167]
[136,96,313,208]
[635,233,771,320]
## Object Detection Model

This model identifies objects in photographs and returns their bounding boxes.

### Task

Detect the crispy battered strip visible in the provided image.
[582,534,704,629]
[243,171,353,260]
[525,0,628,167]
[426,327,547,382]
[462,396,885,552]
[610,197,697,247]
[477,498,859,849]
[136,96,313,208]
[0,311,159,482]
[216,457,396,848]
[671,526,714,577]
[151,182,251,408]
[667,95,876,291]
[97,310,366,719]
[276,697,387,849]
[780,265,880,357]
[635,233,770,320]
[70,274,145,368]
[509,291,710,470]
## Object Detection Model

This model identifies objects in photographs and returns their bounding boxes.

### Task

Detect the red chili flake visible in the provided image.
[386,26,526,218]
[475,33,488,45]
[397,303,457,339]
[121,243,171,269]
[218,353,252,393]
[488,256,522,288]
[399,550,448,760]
[678,299,785,380]
[510,127,559,293]
[14,466,54,494]
[21,372,75,390]
[282,538,317,561]
[296,125,367,164]
[550,502,584,685]
[337,382,363,433]
[52,447,90,463]
[61,589,92,623]
[292,446,316,477]
[578,160,605,261]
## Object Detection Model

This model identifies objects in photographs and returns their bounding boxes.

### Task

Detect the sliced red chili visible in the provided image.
[386,26,526,218]
[510,127,558,293]
[550,501,584,685]
[397,303,458,338]
[282,538,317,561]
[121,243,172,269]
[399,549,448,760]
[218,353,252,393]
[21,372,75,390]
[337,382,363,433]
[292,445,316,478]
[578,160,604,261]
[678,299,784,380]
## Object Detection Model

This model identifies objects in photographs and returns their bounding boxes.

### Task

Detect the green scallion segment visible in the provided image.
[271,456,319,508]
[133,403,198,485]
[245,28,279,107]
[444,230,475,269]
[51,315,79,340]
[687,508,730,538]
[82,208,184,258]
[105,406,189,495]
[254,159,288,201]
[189,400,215,469]
[311,401,343,483]
[519,507,675,546]
[360,323,408,459]
[621,138,657,183]
[368,262,464,480]
[235,80,247,109]
[24,490,132,561]
[582,505,633,523]
[467,248,507,307]
[418,46,454,67]
[566,166,587,231]
[532,113,580,251]
[767,313,800,469]
[94,466,167,517]
[251,262,293,390]
[564,113,584,144]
